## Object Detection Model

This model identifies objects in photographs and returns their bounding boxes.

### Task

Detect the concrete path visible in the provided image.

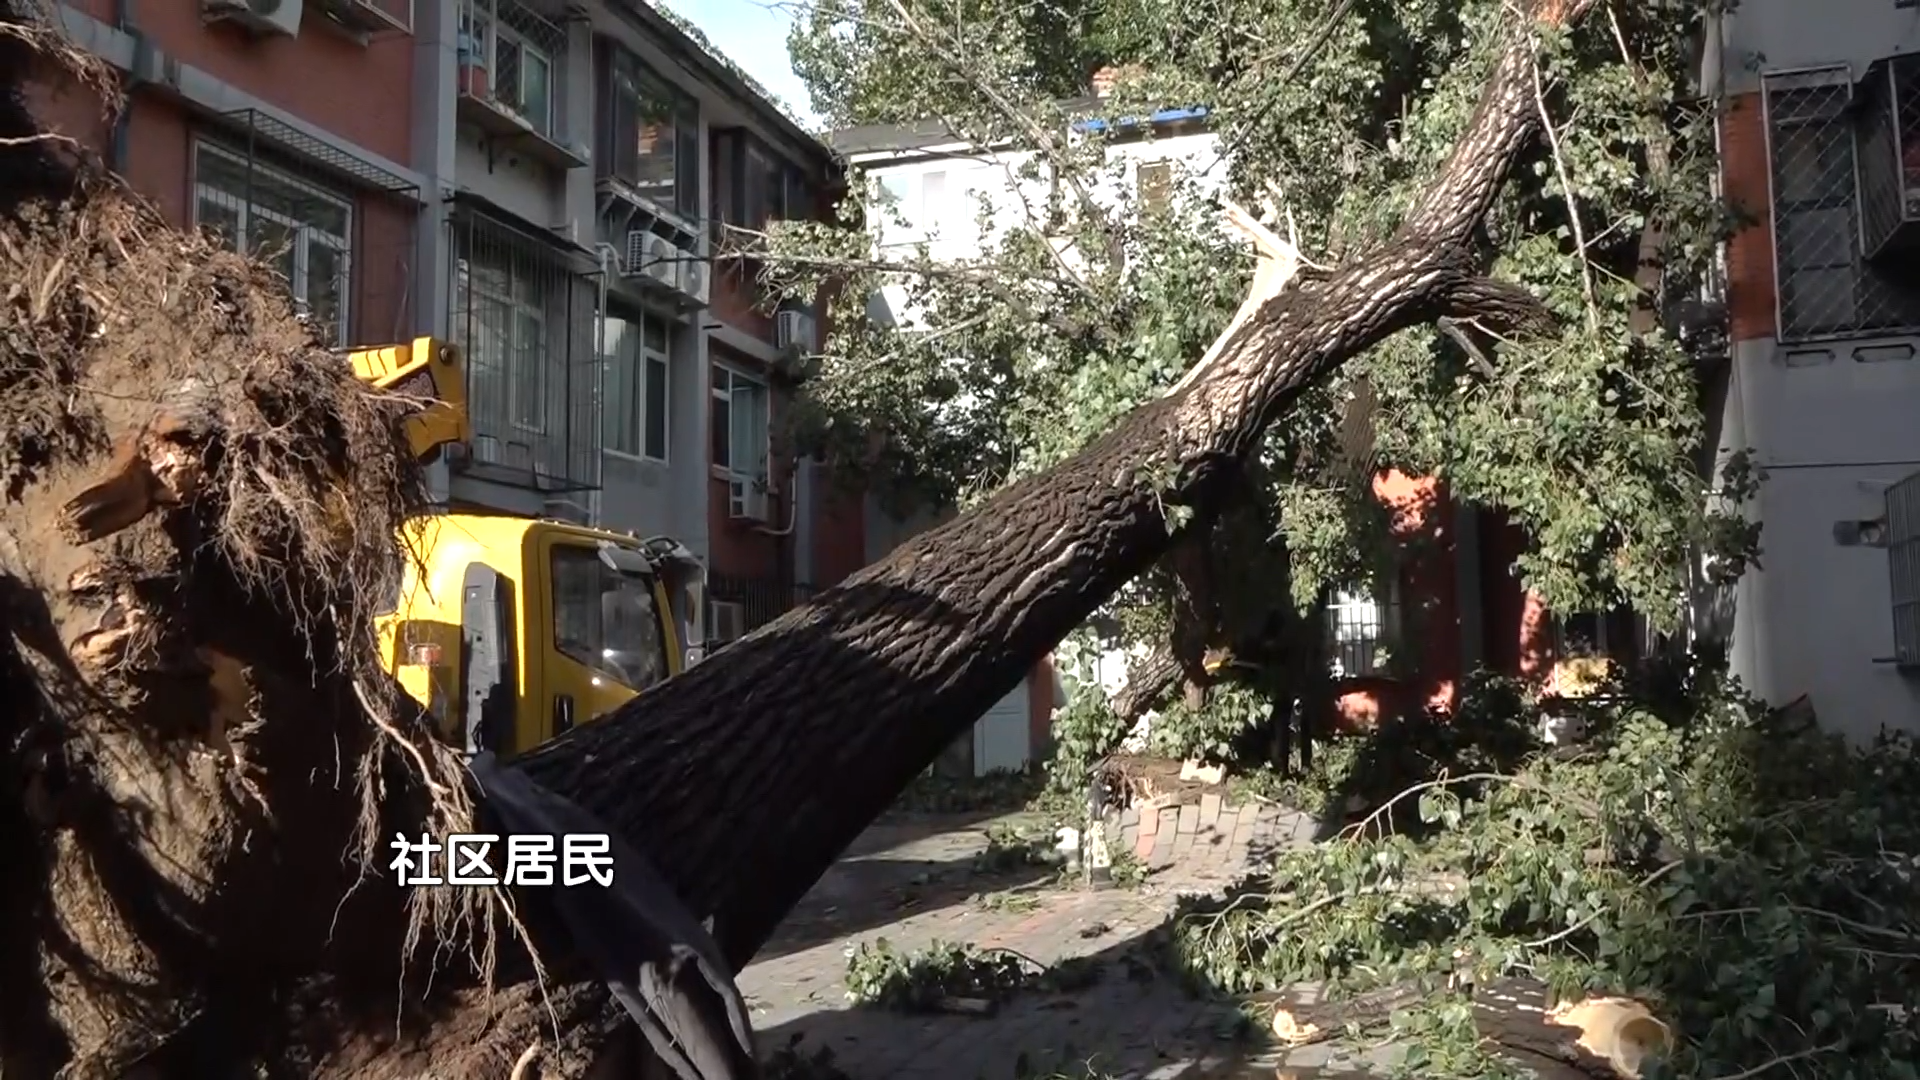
[741,802,1328,1079]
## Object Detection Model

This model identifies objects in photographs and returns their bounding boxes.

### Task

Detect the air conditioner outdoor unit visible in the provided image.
[202,0,304,36]
[621,230,649,276]
[727,477,768,521]
[775,309,817,355]
[642,235,681,288]
[678,257,711,306]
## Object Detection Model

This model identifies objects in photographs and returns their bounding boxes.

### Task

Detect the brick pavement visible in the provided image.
[741,801,1326,1079]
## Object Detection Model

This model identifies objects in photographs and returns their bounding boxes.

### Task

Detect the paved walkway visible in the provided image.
[740,802,1326,1079]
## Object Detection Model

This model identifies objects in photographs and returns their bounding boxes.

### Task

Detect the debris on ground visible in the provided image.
[1164,660,1920,1078]
[842,938,1111,1015]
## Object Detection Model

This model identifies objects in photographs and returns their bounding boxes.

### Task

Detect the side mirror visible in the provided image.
[684,644,706,667]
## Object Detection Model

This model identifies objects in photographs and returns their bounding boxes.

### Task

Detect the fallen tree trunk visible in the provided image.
[522,0,1579,958]
[0,0,1596,1075]
[504,0,1588,1067]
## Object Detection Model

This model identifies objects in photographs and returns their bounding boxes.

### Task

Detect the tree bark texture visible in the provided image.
[1112,645,1183,721]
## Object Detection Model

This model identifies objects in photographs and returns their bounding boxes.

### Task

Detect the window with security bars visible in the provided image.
[1763,67,1920,341]
[449,209,599,490]
[1886,470,1920,669]
[1326,580,1399,678]
[191,140,352,346]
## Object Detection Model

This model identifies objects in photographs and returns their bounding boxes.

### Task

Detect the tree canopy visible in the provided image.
[755,0,1753,731]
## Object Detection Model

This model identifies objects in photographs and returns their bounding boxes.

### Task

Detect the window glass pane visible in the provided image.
[601,315,638,454]
[643,314,669,353]
[1138,160,1173,211]
[306,240,345,345]
[920,171,946,226]
[495,35,525,113]
[1778,206,1855,271]
[785,171,810,221]
[206,151,349,238]
[676,117,701,217]
[1772,124,1853,206]
[744,150,769,227]
[710,392,731,469]
[644,355,669,460]
[197,194,242,248]
[1781,265,1858,336]
[522,50,553,136]
[1559,613,1604,656]
[763,157,784,223]
[551,545,668,690]
[878,174,911,207]
[553,544,601,660]
[728,378,765,479]
[467,293,511,429]
[600,574,667,689]
[609,75,639,181]
[252,217,298,287]
[513,308,545,429]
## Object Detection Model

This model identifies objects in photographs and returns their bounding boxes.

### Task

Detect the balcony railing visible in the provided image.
[448,206,602,493]
[708,574,818,634]
[456,0,588,169]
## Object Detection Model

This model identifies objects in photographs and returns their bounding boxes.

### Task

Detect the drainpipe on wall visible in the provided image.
[110,0,138,173]
[588,242,618,529]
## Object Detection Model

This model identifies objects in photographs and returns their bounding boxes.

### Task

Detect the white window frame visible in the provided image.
[873,172,916,250]
[495,23,553,137]
[190,140,352,346]
[460,256,549,435]
[605,312,672,464]
[710,361,771,488]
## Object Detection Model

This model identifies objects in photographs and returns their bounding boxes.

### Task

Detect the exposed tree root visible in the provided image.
[0,5,528,1075]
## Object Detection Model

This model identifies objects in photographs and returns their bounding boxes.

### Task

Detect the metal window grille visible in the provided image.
[192,110,420,349]
[1856,54,1920,258]
[1887,470,1920,668]
[458,0,572,147]
[449,208,601,491]
[1763,67,1920,341]
[707,574,816,634]
[1326,585,1397,678]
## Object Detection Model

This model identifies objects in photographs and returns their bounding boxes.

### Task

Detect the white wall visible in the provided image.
[1721,0,1920,94]
[1712,1,1920,740]
[850,126,1224,328]
[1719,336,1920,741]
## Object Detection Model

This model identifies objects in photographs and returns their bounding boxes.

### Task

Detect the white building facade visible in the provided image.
[1709,0,1920,738]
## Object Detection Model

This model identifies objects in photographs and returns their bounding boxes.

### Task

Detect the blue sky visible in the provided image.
[664,0,821,129]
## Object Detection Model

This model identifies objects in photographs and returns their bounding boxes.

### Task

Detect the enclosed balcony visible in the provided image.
[1857,53,1920,259]
[456,0,589,170]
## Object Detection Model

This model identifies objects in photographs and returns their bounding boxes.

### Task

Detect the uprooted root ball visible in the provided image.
[0,8,491,1075]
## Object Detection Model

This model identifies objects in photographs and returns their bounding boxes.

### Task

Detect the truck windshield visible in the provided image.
[551,545,669,691]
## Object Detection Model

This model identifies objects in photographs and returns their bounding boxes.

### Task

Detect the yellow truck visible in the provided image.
[347,337,702,757]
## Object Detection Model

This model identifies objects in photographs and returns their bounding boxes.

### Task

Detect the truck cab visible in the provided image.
[346,336,706,758]
[375,513,703,756]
